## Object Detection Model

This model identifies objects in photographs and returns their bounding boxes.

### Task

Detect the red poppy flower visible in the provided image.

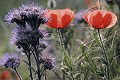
[83,10,117,29]
[45,8,75,28]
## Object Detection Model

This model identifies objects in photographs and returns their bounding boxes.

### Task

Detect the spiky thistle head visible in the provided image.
[4,9,25,27]
[10,25,49,51]
[0,53,21,68]
[19,3,48,30]
[4,3,48,30]
[40,53,57,70]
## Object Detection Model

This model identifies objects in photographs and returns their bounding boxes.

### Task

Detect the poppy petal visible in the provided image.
[61,14,71,28]
[103,12,112,28]
[83,11,92,27]
[106,12,117,28]
[47,13,57,28]
[90,10,104,29]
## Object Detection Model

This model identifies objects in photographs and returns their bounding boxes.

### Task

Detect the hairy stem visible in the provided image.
[97,29,110,80]
[57,29,66,80]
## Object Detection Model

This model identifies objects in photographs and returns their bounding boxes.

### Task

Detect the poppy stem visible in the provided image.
[34,45,41,80]
[57,29,66,80]
[97,29,110,80]
[57,29,66,52]
[27,53,34,80]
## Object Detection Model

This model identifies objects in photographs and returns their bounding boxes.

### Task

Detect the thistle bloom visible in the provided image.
[10,26,49,51]
[83,10,117,29]
[40,53,57,70]
[4,3,47,29]
[0,53,21,68]
[45,8,75,28]
[4,9,25,26]
[19,3,47,29]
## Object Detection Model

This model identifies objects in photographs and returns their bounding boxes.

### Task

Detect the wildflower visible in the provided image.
[4,3,47,29]
[19,3,47,30]
[0,53,21,68]
[83,10,117,29]
[45,8,75,28]
[40,53,57,70]
[10,26,45,49]
[4,9,25,27]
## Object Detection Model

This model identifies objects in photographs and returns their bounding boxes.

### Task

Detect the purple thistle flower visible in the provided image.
[4,8,25,27]
[4,3,48,29]
[40,53,57,70]
[19,3,45,18]
[0,53,21,68]
[10,26,49,50]
[19,3,48,29]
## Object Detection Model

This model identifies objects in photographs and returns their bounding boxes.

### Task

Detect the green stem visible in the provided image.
[57,29,66,52]
[57,29,66,80]
[97,29,110,80]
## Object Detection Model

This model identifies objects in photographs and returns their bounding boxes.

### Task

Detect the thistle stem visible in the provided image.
[34,46,41,80]
[27,54,34,80]
[97,29,110,80]
[14,68,22,80]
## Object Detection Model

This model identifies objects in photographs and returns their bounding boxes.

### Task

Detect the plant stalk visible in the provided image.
[14,68,22,80]
[28,54,34,80]
[57,29,66,80]
[34,46,41,80]
[97,29,110,80]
